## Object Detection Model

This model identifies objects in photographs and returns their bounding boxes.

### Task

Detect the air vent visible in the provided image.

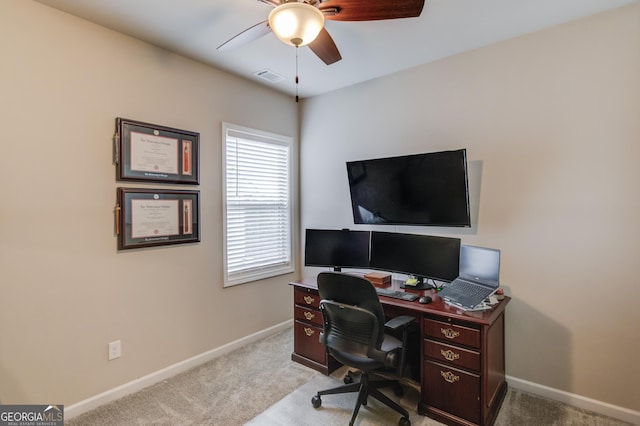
[254,69,285,84]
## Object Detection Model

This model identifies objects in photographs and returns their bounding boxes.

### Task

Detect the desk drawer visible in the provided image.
[424,359,481,424]
[424,317,480,349]
[294,305,323,327]
[294,320,325,364]
[424,338,480,372]
[294,287,320,309]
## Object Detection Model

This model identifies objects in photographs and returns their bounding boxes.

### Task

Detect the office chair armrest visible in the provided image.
[383,315,415,372]
[384,315,414,332]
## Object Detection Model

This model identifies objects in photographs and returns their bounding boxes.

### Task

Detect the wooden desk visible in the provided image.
[290,277,510,426]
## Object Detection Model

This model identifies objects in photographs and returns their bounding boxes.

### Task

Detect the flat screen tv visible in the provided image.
[304,229,371,271]
[370,231,460,288]
[346,149,471,227]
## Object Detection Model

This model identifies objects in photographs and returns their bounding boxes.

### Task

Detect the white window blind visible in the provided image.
[223,123,293,286]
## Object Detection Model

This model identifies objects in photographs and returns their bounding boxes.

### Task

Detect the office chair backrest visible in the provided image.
[317,272,386,357]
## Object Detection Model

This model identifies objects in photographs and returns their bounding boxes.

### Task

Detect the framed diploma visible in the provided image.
[115,118,200,184]
[116,188,200,250]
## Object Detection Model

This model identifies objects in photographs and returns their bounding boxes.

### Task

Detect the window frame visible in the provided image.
[222,122,294,287]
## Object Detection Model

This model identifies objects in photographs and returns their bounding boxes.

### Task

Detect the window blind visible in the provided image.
[223,125,293,286]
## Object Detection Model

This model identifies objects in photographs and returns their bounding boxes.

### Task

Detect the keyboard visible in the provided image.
[375,287,419,301]
[445,279,493,299]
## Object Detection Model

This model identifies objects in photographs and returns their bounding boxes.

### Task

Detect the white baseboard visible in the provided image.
[65,320,293,419]
[507,375,640,425]
[64,326,640,424]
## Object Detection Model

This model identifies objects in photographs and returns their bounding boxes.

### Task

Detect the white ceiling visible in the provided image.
[35,0,637,99]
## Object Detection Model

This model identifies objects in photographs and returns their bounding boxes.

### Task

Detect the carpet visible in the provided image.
[66,329,318,426]
[65,327,631,426]
[246,370,632,426]
[246,370,443,426]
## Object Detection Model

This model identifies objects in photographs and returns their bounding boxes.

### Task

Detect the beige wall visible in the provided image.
[300,4,640,413]
[2,0,639,418]
[0,2,298,405]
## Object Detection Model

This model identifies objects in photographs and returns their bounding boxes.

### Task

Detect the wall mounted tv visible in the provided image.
[346,149,471,227]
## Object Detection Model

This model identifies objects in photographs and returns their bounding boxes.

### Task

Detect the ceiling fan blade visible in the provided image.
[321,0,424,21]
[308,27,342,65]
[217,20,271,50]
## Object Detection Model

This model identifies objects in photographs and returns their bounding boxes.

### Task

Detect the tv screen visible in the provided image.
[304,229,371,271]
[370,231,460,283]
[346,149,471,227]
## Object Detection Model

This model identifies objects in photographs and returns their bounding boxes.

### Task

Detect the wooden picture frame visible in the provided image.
[116,188,200,250]
[115,118,200,184]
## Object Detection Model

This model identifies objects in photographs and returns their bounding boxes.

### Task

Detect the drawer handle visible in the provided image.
[441,349,460,361]
[303,295,315,305]
[441,327,460,340]
[441,371,460,384]
[304,327,315,337]
[303,311,316,321]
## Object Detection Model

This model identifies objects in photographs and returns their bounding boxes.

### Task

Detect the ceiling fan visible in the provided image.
[217,0,425,65]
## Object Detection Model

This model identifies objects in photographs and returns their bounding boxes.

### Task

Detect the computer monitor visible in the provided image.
[304,229,371,271]
[369,231,460,288]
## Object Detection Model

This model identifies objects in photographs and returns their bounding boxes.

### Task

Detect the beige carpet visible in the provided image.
[247,370,632,426]
[67,329,319,425]
[67,327,631,426]
[246,369,438,426]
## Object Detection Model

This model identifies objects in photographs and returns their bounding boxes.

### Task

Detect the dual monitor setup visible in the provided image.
[305,228,462,290]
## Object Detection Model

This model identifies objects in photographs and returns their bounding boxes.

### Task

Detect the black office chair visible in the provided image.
[311,272,415,426]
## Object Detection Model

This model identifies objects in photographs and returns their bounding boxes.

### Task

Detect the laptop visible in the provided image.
[438,245,501,310]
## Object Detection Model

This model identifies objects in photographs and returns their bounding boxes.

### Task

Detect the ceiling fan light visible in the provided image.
[268,2,324,47]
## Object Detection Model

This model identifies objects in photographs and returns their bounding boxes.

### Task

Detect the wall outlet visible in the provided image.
[108,340,121,360]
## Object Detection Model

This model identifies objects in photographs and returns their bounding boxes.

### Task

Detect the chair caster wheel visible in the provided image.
[399,416,411,426]
[394,384,404,397]
[311,395,322,409]
[343,371,355,384]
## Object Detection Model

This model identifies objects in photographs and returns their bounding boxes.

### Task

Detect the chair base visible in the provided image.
[311,371,411,426]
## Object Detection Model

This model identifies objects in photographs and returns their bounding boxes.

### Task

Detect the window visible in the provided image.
[222,123,293,287]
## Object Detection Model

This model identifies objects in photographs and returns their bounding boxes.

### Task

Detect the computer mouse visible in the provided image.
[418,296,432,304]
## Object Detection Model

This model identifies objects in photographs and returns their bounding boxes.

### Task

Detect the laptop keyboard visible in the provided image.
[442,279,493,300]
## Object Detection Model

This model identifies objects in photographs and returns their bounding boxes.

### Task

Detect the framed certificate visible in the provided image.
[116,188,200,250]
[115,118,199,184]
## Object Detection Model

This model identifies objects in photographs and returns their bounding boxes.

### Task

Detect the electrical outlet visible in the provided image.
[108,340,121,360]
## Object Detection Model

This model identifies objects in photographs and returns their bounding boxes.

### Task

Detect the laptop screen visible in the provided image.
[459,245,500,286]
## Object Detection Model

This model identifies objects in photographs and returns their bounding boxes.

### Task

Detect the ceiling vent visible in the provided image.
[254,69,285,84]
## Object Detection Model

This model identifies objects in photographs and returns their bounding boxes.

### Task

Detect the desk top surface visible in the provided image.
[291,276,510,326]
